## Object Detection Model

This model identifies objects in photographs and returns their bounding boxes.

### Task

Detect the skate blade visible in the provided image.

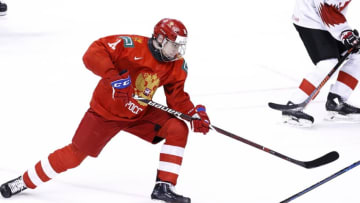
[325,111,360,122]
[282,115,313,127]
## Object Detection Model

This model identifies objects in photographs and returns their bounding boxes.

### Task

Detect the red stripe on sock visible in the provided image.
[157,170,179,186]
[22,171,37,189]
[35,161,51,182]
[299,79,316,96]
[160,154,183,165]
[337,71,358,90]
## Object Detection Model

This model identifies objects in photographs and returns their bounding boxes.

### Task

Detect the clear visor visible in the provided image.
[161,36,187,61]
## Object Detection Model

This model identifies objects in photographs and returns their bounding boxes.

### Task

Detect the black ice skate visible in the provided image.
[282,101,314,127]
[0,176,27,198]
[0,1,7,16]
[151,182,191,203]
[325,92,360,121]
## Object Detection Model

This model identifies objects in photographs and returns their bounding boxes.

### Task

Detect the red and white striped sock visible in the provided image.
[22,144,87,189]
[157,144,185,185]
[291,58,338,103]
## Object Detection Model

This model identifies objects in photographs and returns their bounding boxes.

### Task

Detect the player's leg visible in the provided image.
[282,25,342,126]
[1,109,124,198]
[0,143,87,198]
[124,107,190,203]
[326,52,360,120]
[151,118,190,203]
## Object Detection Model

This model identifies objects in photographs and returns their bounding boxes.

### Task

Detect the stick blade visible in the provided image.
[303,151,339,169]
[268,102,299,111]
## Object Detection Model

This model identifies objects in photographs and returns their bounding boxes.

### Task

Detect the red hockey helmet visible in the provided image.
[153,18,188,61]
[153,18,188,43]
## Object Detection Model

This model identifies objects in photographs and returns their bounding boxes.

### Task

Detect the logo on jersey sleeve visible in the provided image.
[133,37,143,44]
[119,36,134,48]
[111,76,131,89]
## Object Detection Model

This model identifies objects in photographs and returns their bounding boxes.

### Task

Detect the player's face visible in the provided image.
[162,40,186,60]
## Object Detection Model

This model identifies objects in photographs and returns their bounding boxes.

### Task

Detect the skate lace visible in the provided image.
[8,178,26,193]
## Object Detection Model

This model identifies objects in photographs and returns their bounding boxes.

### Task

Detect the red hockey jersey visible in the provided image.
[83,35,194,121]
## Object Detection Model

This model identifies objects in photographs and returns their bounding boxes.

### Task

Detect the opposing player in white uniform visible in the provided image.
[280,0,360,126]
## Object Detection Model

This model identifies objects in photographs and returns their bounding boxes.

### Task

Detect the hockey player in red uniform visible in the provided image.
[0,18,210,203]
[273,0,360,126]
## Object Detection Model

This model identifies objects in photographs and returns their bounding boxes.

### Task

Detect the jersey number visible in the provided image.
[108,39,121,50]
[107,36,134,50]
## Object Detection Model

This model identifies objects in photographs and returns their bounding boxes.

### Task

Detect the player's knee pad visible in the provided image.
[160,118,189,147]
[48,144,87,173]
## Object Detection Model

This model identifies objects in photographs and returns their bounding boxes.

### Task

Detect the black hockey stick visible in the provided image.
[268,48,354,111]
[280,160,360,203]
[133,95,339,169]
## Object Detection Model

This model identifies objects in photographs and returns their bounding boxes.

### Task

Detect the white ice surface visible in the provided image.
[1,0,360,203]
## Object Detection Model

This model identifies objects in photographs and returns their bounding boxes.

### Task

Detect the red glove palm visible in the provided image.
[188,105,210,135]
[110,70,133,104]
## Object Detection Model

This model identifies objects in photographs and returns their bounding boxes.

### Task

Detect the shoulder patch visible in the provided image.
[181,60,188,73]
[133,37,143,44]
[119,36,134,48]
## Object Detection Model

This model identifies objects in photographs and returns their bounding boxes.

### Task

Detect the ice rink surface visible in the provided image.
[1,0,360,202]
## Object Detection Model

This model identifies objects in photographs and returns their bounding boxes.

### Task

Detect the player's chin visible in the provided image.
[163,52,177,60]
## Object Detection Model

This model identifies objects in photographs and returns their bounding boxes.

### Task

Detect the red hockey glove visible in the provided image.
[188,105,210,135]
[341,29,360,52]
[110,70,133,104]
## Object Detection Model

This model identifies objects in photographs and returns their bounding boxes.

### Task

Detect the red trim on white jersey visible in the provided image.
[293,0,352,40]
